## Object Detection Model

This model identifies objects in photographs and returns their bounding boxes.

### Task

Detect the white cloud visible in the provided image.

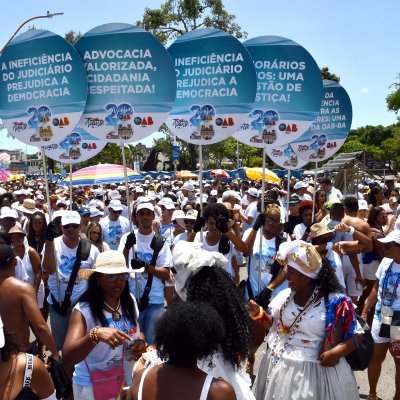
[360,87,370,94]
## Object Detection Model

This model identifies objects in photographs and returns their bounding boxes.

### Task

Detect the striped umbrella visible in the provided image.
[62,164,144,186]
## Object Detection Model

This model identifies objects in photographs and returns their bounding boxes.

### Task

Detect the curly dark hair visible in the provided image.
[155,301,225,366]
[0,193,13,207]
[187,266,253,368]
[203,203,229,221]
[298,200,313,215]
[316,255,345,294]
[78,274,137,327]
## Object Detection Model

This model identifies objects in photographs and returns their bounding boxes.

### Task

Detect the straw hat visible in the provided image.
[16,199,39,215]
[176,209,198,229]
[79,250,144,280]
[310,223,335,239]
[9,226,26,236]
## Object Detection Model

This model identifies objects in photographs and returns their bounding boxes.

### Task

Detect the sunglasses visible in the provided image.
[265,217,281,225]
[184,219,195,224]
[63,224,80,229]
[103,273,130,282]
[111,209,123,214]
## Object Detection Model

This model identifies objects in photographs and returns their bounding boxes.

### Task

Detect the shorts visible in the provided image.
[371,316,391,344]
[361,260,380,281]
[342,255,362,297]
[73,382,94,400]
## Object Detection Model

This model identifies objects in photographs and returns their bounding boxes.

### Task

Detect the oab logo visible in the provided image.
[133,116,154,126]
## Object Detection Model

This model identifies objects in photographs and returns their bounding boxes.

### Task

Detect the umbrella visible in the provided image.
[61,164,144,186]
[210,169,230,178]
[176,170,198,179]
[245,167,281,183]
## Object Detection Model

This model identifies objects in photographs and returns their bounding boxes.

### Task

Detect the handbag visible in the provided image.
[85,360,125,400]
[379,310,400,339]
[48,358,72,399]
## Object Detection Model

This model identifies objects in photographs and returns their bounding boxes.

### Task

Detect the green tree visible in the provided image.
[64,30,82,44]
[137,0,247,170]
[387,74,400,115]
[320,67,340,82]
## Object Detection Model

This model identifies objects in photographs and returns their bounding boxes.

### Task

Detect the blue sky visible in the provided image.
[0,0,398,153]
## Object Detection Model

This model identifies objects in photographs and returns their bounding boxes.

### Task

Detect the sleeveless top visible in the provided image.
[21,247,34,287]
[138,366,213,400]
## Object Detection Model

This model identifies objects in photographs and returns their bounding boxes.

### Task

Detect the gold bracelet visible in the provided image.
[89,326,100,345]
[250,306,264,321]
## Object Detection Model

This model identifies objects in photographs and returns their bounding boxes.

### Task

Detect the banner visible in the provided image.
[266,142,308,170]
[171,145,180,161]
[166,28,256,145]
[43,127,106,163]
[234,36,323,148]
[292,80,353,162]
[74,23,176,143]
[0,30,87,146]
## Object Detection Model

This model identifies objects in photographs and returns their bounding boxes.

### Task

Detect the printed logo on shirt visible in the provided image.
[108,225,123,244]
[380,271,400,302]
[136,251,153,263]
[59,254,76,275]
[254,245,276,273]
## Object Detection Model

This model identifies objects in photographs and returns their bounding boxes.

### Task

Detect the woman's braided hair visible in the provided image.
[187,266,253,368]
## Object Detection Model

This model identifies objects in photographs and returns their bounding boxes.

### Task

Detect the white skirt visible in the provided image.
[253,349,360,400]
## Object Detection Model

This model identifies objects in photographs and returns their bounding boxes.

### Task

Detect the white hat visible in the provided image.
[172,241,228,301]
[52,210,66,220]
[16,199,39,215]
[378,230,400,245]
[135,187,144,193]
[0,317,4,349]
[0,207,18,219]
[109,189,121,200]
[246,188,258,198]
[56,199,66,206]
[276,240,322,279]
[196,194,208,204]
[137,202,155,213]
[176,209,198,229]
[294,181,308,190]
[79,250,143,279]
[357,184,365,190]
[210,189,218,196]
[158,197,175,210]
[61,211,81,226]
[136,196,151,205]
[108,199,123,211]
[89,208,103,217]
[172,210,185,222]
[182,182,195,191]
[93,188,103,197]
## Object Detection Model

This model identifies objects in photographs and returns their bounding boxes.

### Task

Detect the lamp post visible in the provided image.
[0,11,64,54]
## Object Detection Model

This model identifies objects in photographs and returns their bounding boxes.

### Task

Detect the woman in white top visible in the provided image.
[126,302,236,400]
[62,251,146,400]
[9,226,44,307]
[251,240,362,400]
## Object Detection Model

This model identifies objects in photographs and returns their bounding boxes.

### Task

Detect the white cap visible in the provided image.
[89,208,103,217]
[182,182,195,191]
[294,181,308,190]
[0,207,18,219]
[247,188,258,198]
[172,210,185,221]
[108,199,123,211]
[135,187,144,193]
[196,194,208,204]
[358,199,369,211]
[158,197,175,210]
[210,189,218,196]
[109,189,121,200]
[56,199,66,206]
[52,210,66,220]
[378,230,400,245]
[137,202,155,213]
[61,211,81,226]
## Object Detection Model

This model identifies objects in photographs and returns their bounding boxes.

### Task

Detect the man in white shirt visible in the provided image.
[240,187,259,231]
[100,200,130,250]
[293,181,312,201]
[320,177,343,200]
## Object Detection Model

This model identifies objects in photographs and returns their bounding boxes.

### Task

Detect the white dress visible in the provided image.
[253,289,360,400]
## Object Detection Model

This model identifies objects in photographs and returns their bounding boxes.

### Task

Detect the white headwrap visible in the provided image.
[276,240,322,279]
[172,241,228,301]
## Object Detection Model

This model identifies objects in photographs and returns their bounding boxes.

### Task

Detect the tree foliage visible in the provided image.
[387,74,400,115]
[321,67,340,82]
[137,0,247,44]
[64,30,82,44]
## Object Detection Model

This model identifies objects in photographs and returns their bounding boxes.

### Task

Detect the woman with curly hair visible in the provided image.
[126,302,236,400]
[251,240,362,400]
[293,200,314,241]
[188,203,247,282]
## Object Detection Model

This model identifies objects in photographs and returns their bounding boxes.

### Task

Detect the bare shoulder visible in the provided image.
[2,276,32,292]
[208,378,237,400]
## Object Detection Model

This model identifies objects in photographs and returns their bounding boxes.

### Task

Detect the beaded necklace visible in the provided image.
[267,286,320,378]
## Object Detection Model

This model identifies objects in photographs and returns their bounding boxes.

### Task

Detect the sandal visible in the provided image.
[367,394,378,400]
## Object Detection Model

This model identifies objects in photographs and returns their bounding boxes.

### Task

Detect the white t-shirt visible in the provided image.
[293,222,310,241]
[298,193,312,201]
[375,258,400,320]
[194,232,237,278]
[45,237,99,304]
[242,201,258,232]
[118,230,172,305]
[15,256,28,282]
[173,232,188,246]
[242,229,283,297]
[73,297,140,387]
[325,247,345,289]
[100,216,130,250]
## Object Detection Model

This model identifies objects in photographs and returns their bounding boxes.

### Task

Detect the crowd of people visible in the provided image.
[0,173,399,399]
